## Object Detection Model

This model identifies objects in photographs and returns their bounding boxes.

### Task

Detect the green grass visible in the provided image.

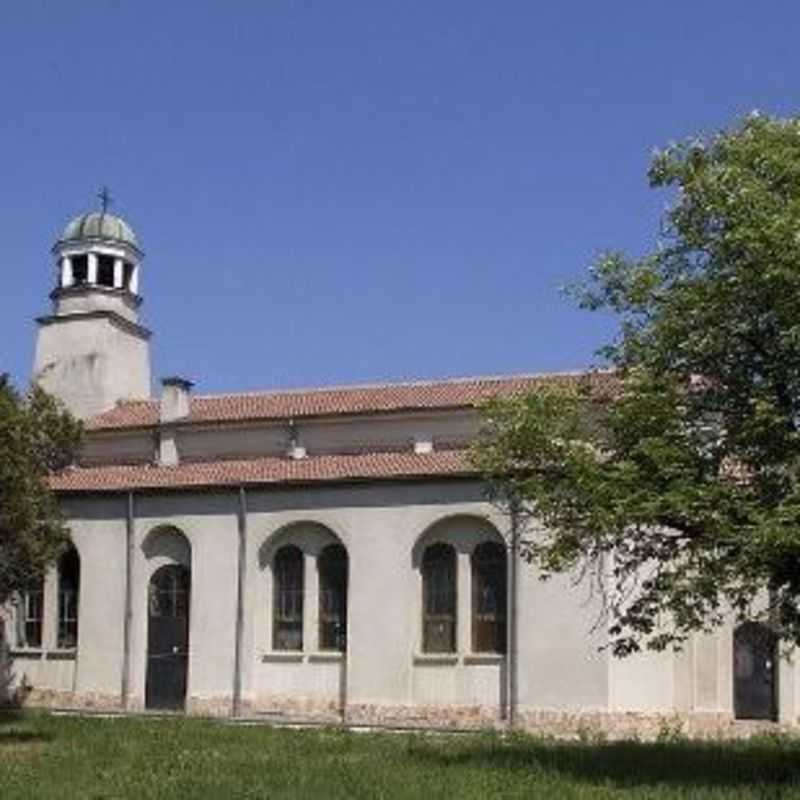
[1,712,800,799]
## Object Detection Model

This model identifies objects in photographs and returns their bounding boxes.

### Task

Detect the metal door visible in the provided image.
[146,564,190,710]
[733,622,777,720]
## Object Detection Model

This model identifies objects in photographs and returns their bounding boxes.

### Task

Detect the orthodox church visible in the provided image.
[1,207,793,735]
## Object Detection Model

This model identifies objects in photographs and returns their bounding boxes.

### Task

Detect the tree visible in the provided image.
[472,113,800,655]
[0,376,81,606]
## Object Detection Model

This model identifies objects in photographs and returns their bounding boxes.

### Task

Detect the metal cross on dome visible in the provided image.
[97,186,113,214]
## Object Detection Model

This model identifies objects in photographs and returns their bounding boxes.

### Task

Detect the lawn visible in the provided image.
[1,712,800,799]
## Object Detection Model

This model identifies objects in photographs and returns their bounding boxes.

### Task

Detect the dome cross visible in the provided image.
[97,186,113,215]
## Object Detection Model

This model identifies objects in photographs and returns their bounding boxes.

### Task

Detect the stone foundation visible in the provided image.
[7,690,796,740]
[16,688,124,712]
[344,702,502,730]
[249,693,343,724]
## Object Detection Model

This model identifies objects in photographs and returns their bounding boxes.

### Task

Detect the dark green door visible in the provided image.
[146,565,190,711]
[734,622,777,721]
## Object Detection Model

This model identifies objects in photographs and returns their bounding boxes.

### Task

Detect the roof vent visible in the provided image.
[413,435,434,455]
[287,419,306,459]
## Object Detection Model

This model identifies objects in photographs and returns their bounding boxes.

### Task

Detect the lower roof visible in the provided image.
[50,449,473,493]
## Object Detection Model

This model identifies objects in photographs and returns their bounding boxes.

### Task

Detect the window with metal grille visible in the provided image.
[273,545,304,651]
[148,564,190,619]
[318,544,348,651]
[58,546,81,649]
[472,541,507,654]
[17,578,43,649]
[422,543,456,653]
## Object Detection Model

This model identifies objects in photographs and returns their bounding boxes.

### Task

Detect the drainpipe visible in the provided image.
[232,486,247,717]
[121,491,135,709]
[507,502,520,729]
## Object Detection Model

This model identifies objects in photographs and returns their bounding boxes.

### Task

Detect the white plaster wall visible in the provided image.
[34,315,151,419]
[68,497,128,698]
[129,493,240,710]
[81,432,155,465]
[11,478,775,724]
[4,496,127,701]
[176,425,287,462]
[516,562,609,712]
[174,410,477,463]
[55,289,140,324]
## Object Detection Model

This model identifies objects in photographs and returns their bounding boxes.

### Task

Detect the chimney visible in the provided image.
[160,376,193,423]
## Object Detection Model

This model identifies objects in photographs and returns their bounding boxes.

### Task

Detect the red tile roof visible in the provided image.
[86,371,616,431]
[50,449,473,493]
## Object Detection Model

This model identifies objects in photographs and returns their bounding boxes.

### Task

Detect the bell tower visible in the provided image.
[32,196,152,419]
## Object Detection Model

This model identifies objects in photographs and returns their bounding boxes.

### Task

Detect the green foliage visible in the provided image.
[473,113,800,654]
[0,376,82,605]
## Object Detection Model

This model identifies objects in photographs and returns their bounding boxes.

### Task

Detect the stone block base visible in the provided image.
[8,690,796,740]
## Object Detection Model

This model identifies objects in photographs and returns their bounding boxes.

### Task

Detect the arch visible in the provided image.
[57,545,81,649]
[734,621,777,721]
[318,544,348,652]
[412,514,504,567]
[258,519,345,569]
[471,541,507,654]
[142,525,191,571]
[421,542,457,653]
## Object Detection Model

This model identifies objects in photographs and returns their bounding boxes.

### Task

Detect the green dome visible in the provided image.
[60,212,139,249]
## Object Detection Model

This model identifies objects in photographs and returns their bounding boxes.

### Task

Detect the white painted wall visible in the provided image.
[8,479,795,727]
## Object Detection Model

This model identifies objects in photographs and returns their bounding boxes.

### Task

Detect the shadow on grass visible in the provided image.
[406,735,800,790]
[0,728,52,746]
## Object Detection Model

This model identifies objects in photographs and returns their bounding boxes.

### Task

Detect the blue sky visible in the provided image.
[1,2,797,393]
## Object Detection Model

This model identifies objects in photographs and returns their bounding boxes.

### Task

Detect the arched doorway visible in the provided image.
[146,564,190,710]
[733,622,777,721]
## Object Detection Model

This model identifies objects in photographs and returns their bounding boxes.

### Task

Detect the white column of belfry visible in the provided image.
[61,256,74,288]
[87,252,98,284]
[113,258,124,289]
[130,264,140,294]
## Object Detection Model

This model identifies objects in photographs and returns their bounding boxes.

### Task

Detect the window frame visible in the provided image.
[17,578,44,649]
[272,545,305,652]
[57,546,81,650]
[421,542,457,654]
[318,543,348,652]
[471,541,508,655]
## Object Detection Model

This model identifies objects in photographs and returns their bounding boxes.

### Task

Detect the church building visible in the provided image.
[2,207,795,736]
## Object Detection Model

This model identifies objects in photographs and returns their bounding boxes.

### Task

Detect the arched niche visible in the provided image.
[411,514,505,569]
[142,525,191,573]
[258,520,343,570]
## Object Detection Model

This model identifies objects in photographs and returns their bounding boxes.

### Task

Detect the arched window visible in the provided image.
[318,544,348,651]
[148,564,190,619]
[472,541,507,654]
[422,543,456,653]
[273,545,304,651]
[58,546,81,649]
[17,576,44,648]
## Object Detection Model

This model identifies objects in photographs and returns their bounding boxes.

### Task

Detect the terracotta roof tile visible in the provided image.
[50,449,473,493]
[86,371,616,431]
